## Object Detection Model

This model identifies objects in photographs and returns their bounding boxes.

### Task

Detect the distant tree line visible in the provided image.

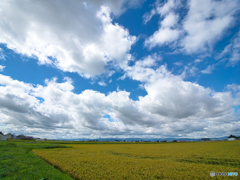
[228,134,240,139]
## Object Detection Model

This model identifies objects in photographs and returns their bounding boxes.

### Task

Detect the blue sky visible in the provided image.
[0,0,240,139]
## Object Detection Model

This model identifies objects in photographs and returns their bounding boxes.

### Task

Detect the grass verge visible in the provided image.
[0,139,73,180]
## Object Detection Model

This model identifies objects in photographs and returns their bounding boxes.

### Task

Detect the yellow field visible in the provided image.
[32,141,240,180]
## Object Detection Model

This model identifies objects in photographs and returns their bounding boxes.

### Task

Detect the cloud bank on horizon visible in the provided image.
[0,0,240,139]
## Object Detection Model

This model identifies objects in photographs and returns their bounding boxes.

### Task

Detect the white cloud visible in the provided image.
[195,59,203,63]
[145,28,180,48]
[182,65,198,77]
[0,70,239,138]
[144,1,181,48]
[123,55,236,122]
[201,65,214,74]
[0,74,122,134]
[156,0,180,16]
[188,66,198,76]
[0,48,5,60]
[143,9,156,24]
[143,0,179,24]
[174,62,182,66]
[181,0,239,54]
[145,74,228,119]
[217,44,231,60]
[229,37,240,64]
[125,0,146,8]
[227,84,240,92]
[161,12,179,28]
[0,0,136,78]
[135,54,158,67]
[217,31,240,65]
[0,65,5,71]
[98,81,107,86]
[144,0,239,54]
[0,0,239,139]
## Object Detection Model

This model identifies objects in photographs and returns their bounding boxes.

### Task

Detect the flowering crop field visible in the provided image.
[33,141,240,180]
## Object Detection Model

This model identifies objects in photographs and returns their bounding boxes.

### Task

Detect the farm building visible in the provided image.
[6,133,13,139]
[228,135,237,141]
[228,137,236,141]
[0,134,7,141]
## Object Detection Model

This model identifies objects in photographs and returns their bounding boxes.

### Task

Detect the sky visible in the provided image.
[0,0,240,140]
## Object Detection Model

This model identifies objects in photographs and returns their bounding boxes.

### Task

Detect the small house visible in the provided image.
[6,133,13,139]
[228,137,236,141]
[0,133,7,141]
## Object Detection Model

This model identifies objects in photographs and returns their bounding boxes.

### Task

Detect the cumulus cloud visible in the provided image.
[226,84,240,106]
[0,75,74,129]
[0,0,239,139]
[0,74,119,134]
[121,55,239,127]
[0,0,136,78]
[161,13,179,28]
[0,74,148,136]
[0,71,239,138]
[181,0,239,54]
[139,78,232,120]
[145,27,180,48]
[144,0,239,54]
